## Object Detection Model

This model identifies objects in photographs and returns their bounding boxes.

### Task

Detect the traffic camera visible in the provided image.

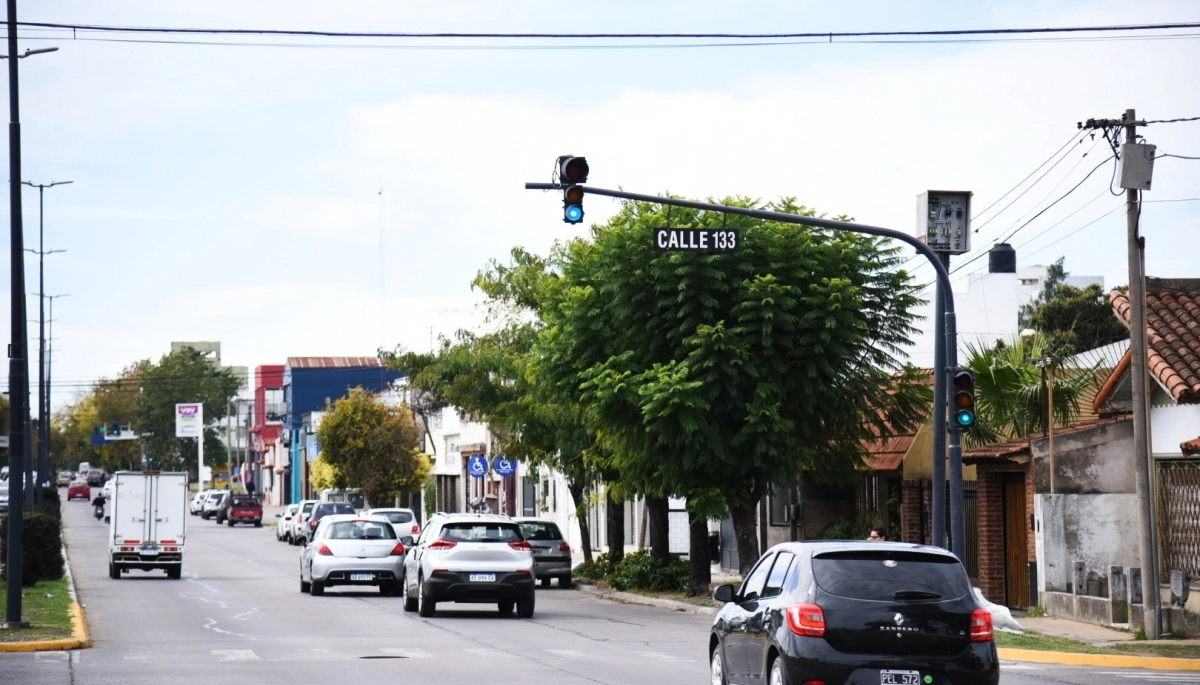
[558,155,588,224]
[952,368,976,429]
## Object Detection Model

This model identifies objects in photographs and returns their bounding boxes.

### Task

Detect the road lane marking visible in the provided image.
[547,649,600,660]
[1000,663,1044,670]
[35,652,68,661]
[465,648,513,658]
[635,651,695,662]
[1097,674,1200,681]
[211,649,259,661]
[381,648,433,658]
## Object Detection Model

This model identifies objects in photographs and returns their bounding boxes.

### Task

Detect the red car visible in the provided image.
[67,480,91,501]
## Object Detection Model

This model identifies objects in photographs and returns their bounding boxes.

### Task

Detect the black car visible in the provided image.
[709,541,998,685]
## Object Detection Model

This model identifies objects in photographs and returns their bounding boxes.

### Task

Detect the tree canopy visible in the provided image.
[1019,257,1128,355]
[315,387,430,508]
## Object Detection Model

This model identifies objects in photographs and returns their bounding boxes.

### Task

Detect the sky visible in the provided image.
[4,1,1200,412]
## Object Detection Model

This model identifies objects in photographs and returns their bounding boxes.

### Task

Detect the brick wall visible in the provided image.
[974,462,1037,607]
[900,480,925,544]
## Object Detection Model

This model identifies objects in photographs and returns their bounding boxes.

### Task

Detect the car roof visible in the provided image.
[513,517,559,524]
[432,512,516,523]
[365,507,414,513]
[319,514,392,525]
[767,540,960,560]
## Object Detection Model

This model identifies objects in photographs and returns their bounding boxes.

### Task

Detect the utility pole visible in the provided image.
[1082,108,1159,638]
[24,179,70,504]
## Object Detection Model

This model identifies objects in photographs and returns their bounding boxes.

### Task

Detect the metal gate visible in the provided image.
[719,518,739,573]
[1157,459,1200,581]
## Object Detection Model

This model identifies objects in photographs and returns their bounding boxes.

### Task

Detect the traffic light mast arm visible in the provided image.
[524,182,957,313]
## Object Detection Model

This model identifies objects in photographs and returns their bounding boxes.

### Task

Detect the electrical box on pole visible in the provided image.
[1118,143,1156,190]
[917,190,973,255]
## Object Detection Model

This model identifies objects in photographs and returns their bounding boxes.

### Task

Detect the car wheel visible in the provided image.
[227,518,234,527]
[498,600,515,615]
[254,521,262,528]
[310,581,325,597]
[379,582,395,596]
[710,644,728,685]
[109,562,120,580]
[402,574,418,612]
[300,577,311,593]
[516,595,535,618]
[540,577,550,588]
[167,566,182,580]
[560,576,573,590]
[417,577,436,617]
[768,656,788,685]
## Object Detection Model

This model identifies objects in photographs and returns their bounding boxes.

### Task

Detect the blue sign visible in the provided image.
[466,454,488,478]
[492,456,517,477]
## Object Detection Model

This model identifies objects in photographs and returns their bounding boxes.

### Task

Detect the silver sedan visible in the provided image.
[299,514,407,596]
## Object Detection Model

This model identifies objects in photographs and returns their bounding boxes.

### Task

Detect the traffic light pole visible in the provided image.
[526,181,965,556]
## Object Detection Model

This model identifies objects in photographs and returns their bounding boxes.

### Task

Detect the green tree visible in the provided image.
[1019,257,1128,355]
[963,332,1099,444]
[315,387,431,508]
[537,197,928,574]
[136,349,242,474]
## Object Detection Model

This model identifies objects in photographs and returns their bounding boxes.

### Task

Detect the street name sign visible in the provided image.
[653,228,739,253]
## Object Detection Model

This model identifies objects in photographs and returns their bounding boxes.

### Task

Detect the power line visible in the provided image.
[1145,116,1200,125]
[1158,153,1200,161]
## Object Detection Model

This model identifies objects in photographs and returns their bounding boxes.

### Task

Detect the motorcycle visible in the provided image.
[93,499,105,521]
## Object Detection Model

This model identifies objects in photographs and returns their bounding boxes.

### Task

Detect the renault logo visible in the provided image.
[894,613,905,626]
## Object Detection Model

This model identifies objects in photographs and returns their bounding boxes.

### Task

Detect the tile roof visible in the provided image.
[1182,437,1200,457]
[962,437,1030,464]
[1108,279,1200,404]
[863,434,916,471]
[287,357,384,369]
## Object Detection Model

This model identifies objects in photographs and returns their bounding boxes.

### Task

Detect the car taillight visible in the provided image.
[310,518,318,530]
[390,542,406,556]
[428,540,457,550]
[785,603,826,637]
[317,544,333,556]
[559,542,571,553]
[412,524,421,535]
[970,608,993,642]
[508,541,533,552]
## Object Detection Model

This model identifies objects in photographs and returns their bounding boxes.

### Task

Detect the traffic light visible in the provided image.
[558,155,588,225]
[952,368,976,429]
[107,421,121,437]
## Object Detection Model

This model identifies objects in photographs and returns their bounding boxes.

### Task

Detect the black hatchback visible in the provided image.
[709,541,998,685]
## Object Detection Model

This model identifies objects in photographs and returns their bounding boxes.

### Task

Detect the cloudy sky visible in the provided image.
[5,1,1200,411]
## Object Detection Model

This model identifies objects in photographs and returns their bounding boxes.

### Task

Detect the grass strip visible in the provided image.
[0,577,74,642]
[997,630,1200,659]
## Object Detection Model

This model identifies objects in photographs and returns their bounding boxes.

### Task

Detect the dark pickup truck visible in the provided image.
[217,495,263,527]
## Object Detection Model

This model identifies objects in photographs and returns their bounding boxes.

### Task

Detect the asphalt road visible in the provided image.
[1,497,1195,685]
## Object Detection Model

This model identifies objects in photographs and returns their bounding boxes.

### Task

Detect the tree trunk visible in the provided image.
[729,501,761,577]
[567,480,594,564]
[646,495,671,564]
[687,511,712,597]
[606,490,625,565]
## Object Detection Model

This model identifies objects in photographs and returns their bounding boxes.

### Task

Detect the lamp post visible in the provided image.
[24,179,70,505]
[45,293,67,471]
[4,0,59,626]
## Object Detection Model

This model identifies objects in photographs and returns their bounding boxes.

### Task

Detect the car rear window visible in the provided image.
[326,520,397,540]
[317,503,355,517]
[379,511,413,524]
[440,522,523,543]
[813,551,970,601]
[518,522,562,541]
[231,497,258,507]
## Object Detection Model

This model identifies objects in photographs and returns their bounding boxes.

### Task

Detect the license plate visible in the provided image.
[140,546,159,556]
[469,573,496,582]
[350,573,373,581]
[880,671,920,685]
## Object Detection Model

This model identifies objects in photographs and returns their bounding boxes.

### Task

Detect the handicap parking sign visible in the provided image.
[492,456,517,477]
[467,454,488,478]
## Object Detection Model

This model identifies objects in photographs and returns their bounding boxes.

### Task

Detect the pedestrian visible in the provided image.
[867,527,887,542]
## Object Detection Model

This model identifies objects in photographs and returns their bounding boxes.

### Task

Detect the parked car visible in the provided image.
[364,507,421,537]
[190,489,211,515]
[0,465,7,482]
[57,471,74,487]
[200,490,229,520]
[290,499,320,546]
[276,504,299,542]
[217,494,263,527]
[67,479,91,501]
[0,484,8,513]
[304,502,355,539]
[514,518,572,589]
[708,541,998,685]
[86,469,106,486]
[300,514,407,596]
[401,512,535,618]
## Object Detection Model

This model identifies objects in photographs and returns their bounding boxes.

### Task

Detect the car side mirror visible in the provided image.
[275,513,282,518]
[713,584,735,603]
[400,536,414,546]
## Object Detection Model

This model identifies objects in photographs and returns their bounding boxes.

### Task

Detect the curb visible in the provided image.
[999,648,1200,671]
[0,538,92,652]
[576,582,717,616]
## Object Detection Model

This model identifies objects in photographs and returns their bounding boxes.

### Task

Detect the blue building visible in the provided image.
[283,356,402,502]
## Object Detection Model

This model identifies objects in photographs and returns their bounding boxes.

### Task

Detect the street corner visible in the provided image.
[999,647,1200,671]
[0,601,91,653]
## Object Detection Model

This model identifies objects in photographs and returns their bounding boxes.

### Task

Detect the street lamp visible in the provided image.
[23,179,71,504]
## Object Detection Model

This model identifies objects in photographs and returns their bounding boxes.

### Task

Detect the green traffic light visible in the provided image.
[956,410,975,427]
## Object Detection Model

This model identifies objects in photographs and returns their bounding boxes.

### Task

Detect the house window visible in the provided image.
[769,482,792,526]
[265,388,284,423]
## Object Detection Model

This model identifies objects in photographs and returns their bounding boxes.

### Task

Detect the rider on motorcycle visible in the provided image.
[92,492,107,518]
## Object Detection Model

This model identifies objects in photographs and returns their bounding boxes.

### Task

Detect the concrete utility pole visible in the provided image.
[1082,108,1159,637]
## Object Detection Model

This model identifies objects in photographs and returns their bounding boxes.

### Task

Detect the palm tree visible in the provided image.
[963,332,1099,446]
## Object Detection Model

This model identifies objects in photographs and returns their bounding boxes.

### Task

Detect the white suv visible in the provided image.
[401,513,535,618]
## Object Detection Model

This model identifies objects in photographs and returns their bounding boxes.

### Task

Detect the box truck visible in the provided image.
[108,471,188,580]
